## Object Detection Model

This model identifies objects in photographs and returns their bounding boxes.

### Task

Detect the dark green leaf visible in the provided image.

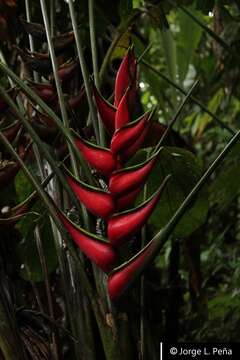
[147,146,209,237]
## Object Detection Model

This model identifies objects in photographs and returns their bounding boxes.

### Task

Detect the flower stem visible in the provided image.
[68,0,100,144]
[39,0,79,178]
[25,0,39,82]
[88,0,105,146]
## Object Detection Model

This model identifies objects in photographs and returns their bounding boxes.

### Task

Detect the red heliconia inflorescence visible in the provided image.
[58,47,169,300]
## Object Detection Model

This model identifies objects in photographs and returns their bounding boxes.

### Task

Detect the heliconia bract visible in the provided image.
[115,187,141,211]
[115,88,131,130]
[74,134,117,176]
[108,241,155,301]
[107,179,169,247]
[109,151,160,197]
[114,47,137,108]
[120,123,150,162]
[65,169,115,219]
[57,209,117,273]
[111,112,150,155]
[93,85,116,135]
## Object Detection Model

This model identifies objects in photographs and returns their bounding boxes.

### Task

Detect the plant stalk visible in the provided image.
[68,0,100,144]
[88,0,105,146]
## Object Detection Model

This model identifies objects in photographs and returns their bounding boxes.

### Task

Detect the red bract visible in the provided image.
[65,169,115,219]
[119,123,150,162]
[109,150,160,197]
[111,112,150,155]
[93,85,116,135]
[115,88,131,130]
[74,133,117,177]
[57,209,117,273]
[114,47,137,107]
[108,241,155,301]
[107,180,169,247]
[49,59,79,82]
[68,87,85,110]
[28,81,57,104]
[115,187,141,211]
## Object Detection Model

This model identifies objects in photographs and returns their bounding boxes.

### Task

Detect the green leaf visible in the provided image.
[15,169,34,203]
[147,146,209,238]
[193,88,224,136]
[177,4,203,83]
[110,30,131,60]
[209,142,240,213]
[119,0,133,20]
[17,210,58,282]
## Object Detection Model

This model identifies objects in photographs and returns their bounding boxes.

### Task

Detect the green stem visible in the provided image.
[34,226,59,360]
[88,0,105,146]
[141,59,235,135]
[25,0,39,82]
[40,0,78,176]
[40,0,89,228]
[68,0,100,144]
[153,79,199,154]
[50,0,55,36]
[0,291,26,360]
[140,180,148,360]
[89,0,99,89]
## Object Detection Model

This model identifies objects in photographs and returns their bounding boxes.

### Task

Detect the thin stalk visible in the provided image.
[68,0,100,143]
[0,288,26,360]
[40,0,90,229]
[25,0,39,82]
[50,0,55,37]
[25,264,45,313]
[0,85,80,210]
[39,0,79,177]
[136,42,153,65]
[32,141,59,359]
[152,79,199,155]
[140,181,148,360]
[89,0,100,89]
[141,59,235,135]
[0,133,122,360]
[34,226,59,359]
[88,0,105,146]
[0,60,93,183]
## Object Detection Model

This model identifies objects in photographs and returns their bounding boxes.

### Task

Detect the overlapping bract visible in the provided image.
[58,48,169,299]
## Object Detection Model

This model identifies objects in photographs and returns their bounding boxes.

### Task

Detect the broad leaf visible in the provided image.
[209,142,240,213]
[147,146,209,238]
